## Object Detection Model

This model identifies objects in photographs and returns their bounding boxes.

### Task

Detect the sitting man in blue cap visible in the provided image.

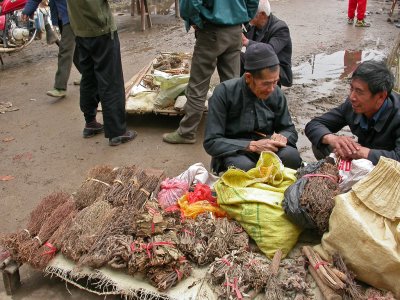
[203,43,302,173]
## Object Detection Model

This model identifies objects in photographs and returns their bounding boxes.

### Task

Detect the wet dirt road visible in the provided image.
[0,0,399,298]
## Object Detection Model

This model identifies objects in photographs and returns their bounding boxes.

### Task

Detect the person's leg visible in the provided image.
[348,0,357,19]
[276,146,302,170]
[91,32,129,140]
[76,37,99,125]
[175,27,220,140]
[53,24,75,91]
[356,0,367,20]
[222,153,259,172]
[216,25,242,82]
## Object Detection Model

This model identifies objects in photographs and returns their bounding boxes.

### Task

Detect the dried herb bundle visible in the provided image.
[136,201,180,237]
[279,256,313,298]
[79,207,137,268]
[31,210,78,269]
[0,191,70,261]
[147,261,192,291]
[74,165,116,209]
[332,253,363,300]
[105,166,138,206]
[265,250,285,300]
[300,161,339,234]
[61,201,114,261]
[17,199,77,265]
[129,231,184,276]
[178,214,249,266]
[209,250,271,299]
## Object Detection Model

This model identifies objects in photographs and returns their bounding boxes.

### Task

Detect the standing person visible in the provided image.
[305,61,400,164]
[162,0,259,144]
[241,0,293,87]
[204,43,302,173]
[22,0,75,98]
[347,0,370,27]
[66,0,136,146]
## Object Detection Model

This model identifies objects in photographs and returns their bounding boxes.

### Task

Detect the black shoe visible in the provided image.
[83,121,104,138]
[109,130,137,146]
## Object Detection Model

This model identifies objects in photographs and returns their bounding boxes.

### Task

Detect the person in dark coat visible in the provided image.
[241,0,293,87]
[204,43,302,173]
[305,60,400,164]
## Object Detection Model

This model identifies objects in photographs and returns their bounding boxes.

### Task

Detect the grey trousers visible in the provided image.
[54,23,75,91]
[177,24,242,139]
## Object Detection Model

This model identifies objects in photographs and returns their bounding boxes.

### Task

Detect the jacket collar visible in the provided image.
[353,95,394,132]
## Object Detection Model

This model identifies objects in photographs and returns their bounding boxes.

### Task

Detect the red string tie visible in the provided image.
[175,268,183,281]
[42,242,57,256]
[314,261,329,270]
[302,173,338,183]
[224,277,243,299]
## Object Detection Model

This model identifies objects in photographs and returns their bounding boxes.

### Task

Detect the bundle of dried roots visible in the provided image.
[279,256,313,298]
[79,206,138,268]
[18,199,77,266]
[0,191,70,261]
[147,261,192,291]
[31,209,78,270]
[300,161,339,234]
[136,201,181,237]
[61,201,115,261]
[332,253,363,300]
[74,165,116,209]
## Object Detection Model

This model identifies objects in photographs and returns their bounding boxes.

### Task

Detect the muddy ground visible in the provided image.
[0,0,399,298]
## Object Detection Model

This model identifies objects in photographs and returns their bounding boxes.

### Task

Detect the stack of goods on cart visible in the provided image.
[126,52,193,114]
[1,155,399,299]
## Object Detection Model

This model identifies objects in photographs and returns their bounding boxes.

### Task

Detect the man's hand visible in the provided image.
[247,139,286,154]
[322,134,361,159]
[241,33,249,47]
[271,133,287,145]
[334,145,370,160]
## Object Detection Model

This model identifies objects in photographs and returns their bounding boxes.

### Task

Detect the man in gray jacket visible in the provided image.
[305,61,400,164]
[66,0,136,146]
[204,43,301,173]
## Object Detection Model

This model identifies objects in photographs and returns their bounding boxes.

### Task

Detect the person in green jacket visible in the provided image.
[66,0,136,146]
[163,0,259,144]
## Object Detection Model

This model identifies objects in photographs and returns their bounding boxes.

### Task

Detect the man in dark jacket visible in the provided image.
[204,43,302,173]
[305,61,400,164]
[22,0,75,98]
[241,0,293,87]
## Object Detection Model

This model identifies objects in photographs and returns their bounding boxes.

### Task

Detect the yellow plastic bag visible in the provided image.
[214,152,302,258]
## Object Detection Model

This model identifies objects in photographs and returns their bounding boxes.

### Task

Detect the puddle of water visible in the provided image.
[292,49,386,96]
[293,49,386,84]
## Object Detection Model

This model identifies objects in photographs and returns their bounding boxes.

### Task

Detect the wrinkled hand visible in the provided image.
[21,14,29,22]
[248,139,286,154]
[323,134,361,160]
[241,33,249,47]
[334,145,370,160]
[271,133,287,146]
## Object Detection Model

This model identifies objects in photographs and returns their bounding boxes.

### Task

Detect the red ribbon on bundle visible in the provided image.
[42,242,57,257]
[224,277,243,299]
[302,173,338,184]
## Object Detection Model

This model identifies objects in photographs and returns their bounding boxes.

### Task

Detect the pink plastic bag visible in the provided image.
[157,178,189,209]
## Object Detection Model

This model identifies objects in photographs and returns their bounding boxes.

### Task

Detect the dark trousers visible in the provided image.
[216,146,302,172]
[75,32,126,139]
